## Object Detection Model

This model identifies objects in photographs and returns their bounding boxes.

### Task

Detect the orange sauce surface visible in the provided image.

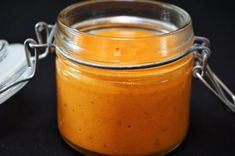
[56,28,193,155]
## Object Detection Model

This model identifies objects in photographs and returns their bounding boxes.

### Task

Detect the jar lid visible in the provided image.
[0,40,29,104]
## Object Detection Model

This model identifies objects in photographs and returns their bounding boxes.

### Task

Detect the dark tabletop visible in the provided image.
[1,0,235,155]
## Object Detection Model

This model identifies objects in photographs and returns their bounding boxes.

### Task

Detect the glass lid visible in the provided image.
[0,40,29,104]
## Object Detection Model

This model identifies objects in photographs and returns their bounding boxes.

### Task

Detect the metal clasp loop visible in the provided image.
[193,36,235,112]
[0,22,55,94]
[33,22,56,60]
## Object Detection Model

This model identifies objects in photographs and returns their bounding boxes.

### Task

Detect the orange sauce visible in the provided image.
[56,28,193,155]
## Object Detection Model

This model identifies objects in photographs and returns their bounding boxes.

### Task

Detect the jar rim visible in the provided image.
[55,0,194,70]
[57,0,192,40]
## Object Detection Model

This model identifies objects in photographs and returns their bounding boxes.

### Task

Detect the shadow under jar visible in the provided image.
[55,0,194,155]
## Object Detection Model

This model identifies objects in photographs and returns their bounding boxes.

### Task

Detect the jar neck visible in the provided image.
[55,0,194,69]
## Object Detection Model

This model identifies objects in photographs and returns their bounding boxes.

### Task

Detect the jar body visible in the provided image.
[56,54,193,155]
[55,0,194,155]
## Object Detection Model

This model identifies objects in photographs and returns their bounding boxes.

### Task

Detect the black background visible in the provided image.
[1,0,235,155]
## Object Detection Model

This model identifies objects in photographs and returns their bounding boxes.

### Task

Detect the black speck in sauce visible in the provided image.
[64,103,67,108]
[161,128,168,132]
[154,139,160,146]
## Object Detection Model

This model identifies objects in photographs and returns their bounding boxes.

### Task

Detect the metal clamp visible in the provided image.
[193,37,235,112]
[0,22,55,94]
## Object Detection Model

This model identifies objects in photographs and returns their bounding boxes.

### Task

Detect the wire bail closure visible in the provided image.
[0,22,234,113]
[0,22,55,94]
[193,37,235,112]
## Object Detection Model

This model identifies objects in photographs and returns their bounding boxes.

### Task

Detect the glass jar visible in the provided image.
[0,0,235,156]
[55,0,193,155]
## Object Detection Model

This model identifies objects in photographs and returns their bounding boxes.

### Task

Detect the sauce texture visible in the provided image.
[56,27,193,155]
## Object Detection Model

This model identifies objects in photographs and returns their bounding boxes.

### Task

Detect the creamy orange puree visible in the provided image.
[56,28,193,155]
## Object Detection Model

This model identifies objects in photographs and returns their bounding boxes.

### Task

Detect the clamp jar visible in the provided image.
[0,0,235,156]
[56,0,194,155]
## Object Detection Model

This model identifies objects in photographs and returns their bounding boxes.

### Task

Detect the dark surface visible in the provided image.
[1,0,235,155]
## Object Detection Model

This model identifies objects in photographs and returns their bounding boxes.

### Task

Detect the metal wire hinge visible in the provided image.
[0,22,56,94]
[193,36,235,112]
